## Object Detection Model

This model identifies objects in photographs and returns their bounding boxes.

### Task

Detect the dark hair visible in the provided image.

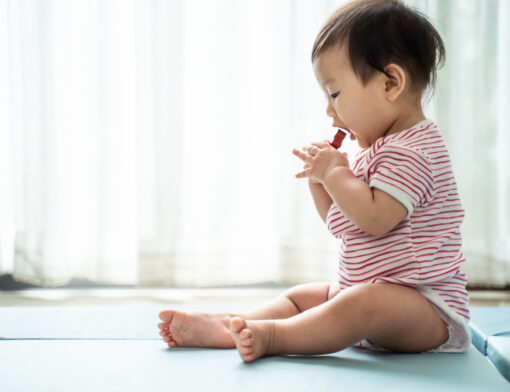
[311,0,445,93]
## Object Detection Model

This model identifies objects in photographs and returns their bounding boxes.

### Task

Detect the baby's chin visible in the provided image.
[346,130,359,144]
[341,127,369,148]
[341,127,355,141]
[354,136,372,149]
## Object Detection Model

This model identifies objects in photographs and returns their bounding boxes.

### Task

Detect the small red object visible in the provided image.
[329,129,347,149]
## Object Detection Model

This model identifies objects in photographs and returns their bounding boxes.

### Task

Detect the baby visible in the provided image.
[158,0,471,362]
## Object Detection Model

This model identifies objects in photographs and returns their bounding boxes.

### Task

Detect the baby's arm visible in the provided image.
[322,167,407,236]
[293,134,406,234]
[303,130,346,223]
[308,179,333,223]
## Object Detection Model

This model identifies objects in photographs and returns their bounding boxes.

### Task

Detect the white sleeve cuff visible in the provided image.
[370,179,414,219]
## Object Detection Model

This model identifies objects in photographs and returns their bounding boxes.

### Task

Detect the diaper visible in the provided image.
[355,285,471,353]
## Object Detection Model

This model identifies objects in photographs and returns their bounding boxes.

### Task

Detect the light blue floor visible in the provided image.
[0,305,508,391]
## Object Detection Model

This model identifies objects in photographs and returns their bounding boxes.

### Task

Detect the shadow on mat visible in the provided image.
[158,345,469,384]
[242,350,469,384]
[269,354,367,369]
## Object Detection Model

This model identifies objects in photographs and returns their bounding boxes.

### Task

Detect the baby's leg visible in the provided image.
[158,281,338,348]
[240,281,340,320]
[230,283,449,362]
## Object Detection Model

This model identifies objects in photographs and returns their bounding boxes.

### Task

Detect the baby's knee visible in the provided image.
[339,283,390,321]
[327,282,340,300]
[286,282,331,300]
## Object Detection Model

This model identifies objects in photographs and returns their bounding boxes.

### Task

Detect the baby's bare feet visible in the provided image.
[230,317,274,362]
[158,310,235,348]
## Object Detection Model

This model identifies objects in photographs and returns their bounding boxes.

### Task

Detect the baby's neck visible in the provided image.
[385,105,426,137]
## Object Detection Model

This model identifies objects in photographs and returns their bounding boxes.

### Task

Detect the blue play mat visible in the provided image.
[0,305,508,391]
[469,306,510,382]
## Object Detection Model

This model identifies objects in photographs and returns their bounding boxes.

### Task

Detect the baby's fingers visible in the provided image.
[294,168,312,179]
[310,140,330,148]
[292,148,312,163]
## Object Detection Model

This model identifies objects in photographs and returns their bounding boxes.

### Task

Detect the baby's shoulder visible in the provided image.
[362,138,437,183]
[369,137,431,165]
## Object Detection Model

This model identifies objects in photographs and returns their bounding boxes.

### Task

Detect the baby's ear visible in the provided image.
[383,63,406,102]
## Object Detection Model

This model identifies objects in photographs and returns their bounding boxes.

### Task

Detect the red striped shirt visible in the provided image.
[326,120,470,321]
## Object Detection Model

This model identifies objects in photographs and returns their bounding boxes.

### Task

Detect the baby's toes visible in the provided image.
[240,329,252,340]
[159,325,170,333]
[168,339,177,348]
[241,337,254,347]
[240,329,253,346]
[164,331,177,346]
[240,345,254,355]
[242,352,255,362]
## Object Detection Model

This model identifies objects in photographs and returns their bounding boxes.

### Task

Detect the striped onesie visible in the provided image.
[326,119,471,352]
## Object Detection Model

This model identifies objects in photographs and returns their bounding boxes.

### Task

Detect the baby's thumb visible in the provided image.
[342,152,348,158]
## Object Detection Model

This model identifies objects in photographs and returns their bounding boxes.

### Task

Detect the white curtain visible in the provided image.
[426,0,510,286]
[0,0,508,287]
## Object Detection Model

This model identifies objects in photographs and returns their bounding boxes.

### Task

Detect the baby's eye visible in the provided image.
[330,92,340,99]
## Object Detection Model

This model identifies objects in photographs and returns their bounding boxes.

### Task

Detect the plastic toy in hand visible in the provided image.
[329,129,347,149]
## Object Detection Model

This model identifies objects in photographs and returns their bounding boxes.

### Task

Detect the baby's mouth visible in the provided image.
[336,127,356,140]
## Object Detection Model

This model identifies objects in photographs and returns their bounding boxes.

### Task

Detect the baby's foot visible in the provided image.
[158,310,235,348]
[230,317,274,362]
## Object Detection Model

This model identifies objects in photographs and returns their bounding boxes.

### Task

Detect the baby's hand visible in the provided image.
[292,140,349,183]
[303,163,321,185]
[300,145,321,184]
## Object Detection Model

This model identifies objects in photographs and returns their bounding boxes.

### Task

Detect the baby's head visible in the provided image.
[312,0,445,146]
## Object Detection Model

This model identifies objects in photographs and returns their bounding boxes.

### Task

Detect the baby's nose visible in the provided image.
[325,104,336,118]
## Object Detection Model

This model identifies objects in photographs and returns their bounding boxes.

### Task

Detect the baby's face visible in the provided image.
[313,45,393,148]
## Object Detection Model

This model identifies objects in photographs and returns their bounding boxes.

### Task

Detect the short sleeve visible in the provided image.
[366,144,435,218]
